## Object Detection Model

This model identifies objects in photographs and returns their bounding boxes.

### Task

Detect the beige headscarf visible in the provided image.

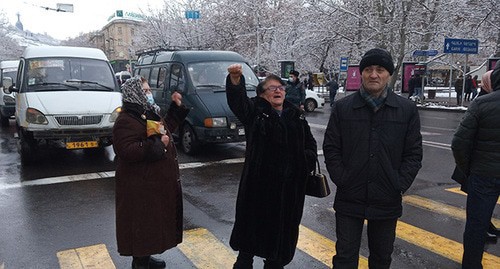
[481,70,493,93]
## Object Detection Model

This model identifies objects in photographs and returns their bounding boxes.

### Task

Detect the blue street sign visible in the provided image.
[412,50,426,57]
[340,57,349,72]
[185,10,200,19]
[444,38,479,54]
[412,49,439,57]
[427,49,438,56]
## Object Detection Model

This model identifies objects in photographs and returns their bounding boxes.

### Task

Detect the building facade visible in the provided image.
[90,10,144,73]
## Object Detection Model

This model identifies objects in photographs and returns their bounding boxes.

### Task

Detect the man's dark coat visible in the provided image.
[323,91,422,219]
[226,76,317,264]
[452,90,500,178]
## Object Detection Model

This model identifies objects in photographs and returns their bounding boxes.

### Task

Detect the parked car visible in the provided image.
[304,89,325,112]
[133,48,259,154]
[266,77,325,112]
[0,60,19,126]
[7,46,122,164]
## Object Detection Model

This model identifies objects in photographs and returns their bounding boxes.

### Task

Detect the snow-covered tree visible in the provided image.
[129,0,499,81]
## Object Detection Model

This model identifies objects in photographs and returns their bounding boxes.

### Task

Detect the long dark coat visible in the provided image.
[113,102,189,256]
[323,90,422,219]
[226,76,317,265]
[451,90,500,178]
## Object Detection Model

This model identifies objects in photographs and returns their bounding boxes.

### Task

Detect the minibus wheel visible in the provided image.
[19,129,36,165]
[181,124,199,155]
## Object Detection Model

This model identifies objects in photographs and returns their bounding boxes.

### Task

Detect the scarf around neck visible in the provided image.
[360,85,388,112]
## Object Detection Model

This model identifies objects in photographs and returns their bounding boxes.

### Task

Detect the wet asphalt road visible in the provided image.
[0,106,499,269]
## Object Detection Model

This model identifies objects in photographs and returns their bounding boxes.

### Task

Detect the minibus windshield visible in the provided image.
[25,58,115,92]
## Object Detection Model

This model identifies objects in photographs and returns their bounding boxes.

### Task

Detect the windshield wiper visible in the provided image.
[66,79,114,91]
[29,82,79,90]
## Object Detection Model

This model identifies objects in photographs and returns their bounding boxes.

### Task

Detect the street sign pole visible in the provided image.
[339,57,349,97]
[443,38,479,106]
[449,54,453,104]
[460,54,468,106]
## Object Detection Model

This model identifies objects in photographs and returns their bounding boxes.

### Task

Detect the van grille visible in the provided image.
[55,115,103,125]
[228,116,242,126]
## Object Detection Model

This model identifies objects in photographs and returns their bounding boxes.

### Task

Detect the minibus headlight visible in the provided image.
[110,107,122,122]
[26,108,48,125]
[204,117,227,128]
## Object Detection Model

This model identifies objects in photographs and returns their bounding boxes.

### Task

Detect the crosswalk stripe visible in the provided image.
[445,187,500,204]
[396,221,500,268]
[297,225,369,268]
[178,228,236,268]
[57,244,115,269]
[403,195,500,227]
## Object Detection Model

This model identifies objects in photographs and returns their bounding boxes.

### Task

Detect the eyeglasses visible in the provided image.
[265,85,286,91]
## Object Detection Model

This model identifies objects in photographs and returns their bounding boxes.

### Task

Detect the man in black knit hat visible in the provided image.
[323,48,423,269]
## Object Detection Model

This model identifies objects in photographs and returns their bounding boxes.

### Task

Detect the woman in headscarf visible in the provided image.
[477,70,493,97]
[113,76,189,269]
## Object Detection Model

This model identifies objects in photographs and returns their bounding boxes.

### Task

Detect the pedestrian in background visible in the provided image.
[452,64,500,269]
[226,64,317,269]
[323,48,423,269]
[326,76,339,106]
[407,74,416,99]
[411,74,424,102]
[471,75,479,100]
[307,72,314,90]
[285,70,306,110]
[113,76,189,269]
[455,75,464,105]
[464,74,473,102]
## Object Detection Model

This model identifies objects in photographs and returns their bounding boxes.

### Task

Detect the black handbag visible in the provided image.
[305,160,331,198]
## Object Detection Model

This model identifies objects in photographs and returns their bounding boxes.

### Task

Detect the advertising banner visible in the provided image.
[345,65,361,91]
[402,62,417,93]
[488,58,499,71]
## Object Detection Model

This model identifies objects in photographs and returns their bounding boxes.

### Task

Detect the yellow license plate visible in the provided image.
[66,141,98,149]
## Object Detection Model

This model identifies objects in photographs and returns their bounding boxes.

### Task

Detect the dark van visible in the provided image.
[133,48,259,154]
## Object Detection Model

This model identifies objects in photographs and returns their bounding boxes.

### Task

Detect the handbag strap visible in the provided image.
[315,159,321,173]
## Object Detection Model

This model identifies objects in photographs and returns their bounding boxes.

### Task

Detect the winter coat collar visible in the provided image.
[352,88,399,110]
[122,102,161,122]
[253,96,304,119]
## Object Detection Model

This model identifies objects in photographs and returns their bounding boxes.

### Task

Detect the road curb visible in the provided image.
[417,106,466,113]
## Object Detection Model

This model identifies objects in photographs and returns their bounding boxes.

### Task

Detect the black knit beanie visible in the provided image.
[359,48,394,75]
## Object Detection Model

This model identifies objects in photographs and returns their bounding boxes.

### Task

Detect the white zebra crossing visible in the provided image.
[52,191,499,269]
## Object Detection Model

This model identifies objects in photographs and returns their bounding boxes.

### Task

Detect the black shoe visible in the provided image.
[485,232,497,244]
[233,251,253,269]
[149,256,166,269]
[132,256,150,269]
[488,223,500,236]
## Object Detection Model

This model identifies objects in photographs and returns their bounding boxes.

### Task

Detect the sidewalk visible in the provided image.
[407,92,468,113]
[332,90,469,113]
